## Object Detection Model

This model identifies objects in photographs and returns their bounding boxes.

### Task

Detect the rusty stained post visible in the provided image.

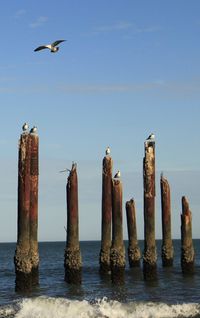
[99,154,113,273]
[29,131,39,285]
[181,196,195,274]
[126,199,141,267]
[14,132,32,291]
[160,174,174,266]
[143,138,157,280]
[110,178,125,283]
[64,163,82,284]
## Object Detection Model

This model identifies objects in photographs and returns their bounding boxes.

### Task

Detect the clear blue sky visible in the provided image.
[0,1,200,242]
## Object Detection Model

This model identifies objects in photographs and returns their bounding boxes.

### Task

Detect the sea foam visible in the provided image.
[10,296,200,318]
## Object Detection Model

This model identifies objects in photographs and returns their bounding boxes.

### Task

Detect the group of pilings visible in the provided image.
[99,138,195,280]
[14,130,39,291]
[14,127,195,289]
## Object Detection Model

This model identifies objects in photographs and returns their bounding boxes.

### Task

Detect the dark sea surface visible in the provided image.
[0,240,200,317]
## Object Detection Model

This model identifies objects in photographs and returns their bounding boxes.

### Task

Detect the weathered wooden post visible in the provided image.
[14,127,32,291]
[29,129,39,285]
[64,162,82,284]
[99,148,113,273]
[160,174,174,266]
[181,196,195,274]
[110,173,125,283]
[126,198,141,267]
[143,135,157,280]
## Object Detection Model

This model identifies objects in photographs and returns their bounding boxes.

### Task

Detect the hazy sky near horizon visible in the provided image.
[0,1,200,242]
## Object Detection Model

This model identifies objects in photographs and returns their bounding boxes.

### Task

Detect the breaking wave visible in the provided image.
[0,296,200,318]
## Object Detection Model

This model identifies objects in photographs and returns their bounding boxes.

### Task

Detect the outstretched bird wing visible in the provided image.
[51,40,66,47]
[34,45,51,52]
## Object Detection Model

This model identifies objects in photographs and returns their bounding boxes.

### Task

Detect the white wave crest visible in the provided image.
[13,296,200,318]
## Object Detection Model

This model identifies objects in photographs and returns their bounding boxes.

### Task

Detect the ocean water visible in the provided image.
[0,240,200,318]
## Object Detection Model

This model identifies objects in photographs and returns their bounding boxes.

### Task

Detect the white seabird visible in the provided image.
[114,170,121,178]
[30,126,37,134]
[105,146,110,156]
[22,122,29,132]
[146,133,155,140]
[34,40,66,53]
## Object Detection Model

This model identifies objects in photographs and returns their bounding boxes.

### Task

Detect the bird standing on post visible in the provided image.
[146,133,155,141]
[30,126,37,134]
[34,40,66,53]
[114,170,121,179]
[22,122,29,133]
[105,146,110,156]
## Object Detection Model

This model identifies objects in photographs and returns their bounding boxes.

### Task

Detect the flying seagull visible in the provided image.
[114,170,121,178]
[146,133,155,140]
[22,122,29,132]
[105,146,110,156]
[30,126,37,134]
[34,40,66,53]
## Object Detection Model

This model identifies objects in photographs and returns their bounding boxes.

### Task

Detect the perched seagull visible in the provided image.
[59,168,71,173]
[105,146,110,156]
[34,40,66,53]
[114,170,121,178]
[22,122,29,132]
[30,126,37,134]
[146,133,155,140]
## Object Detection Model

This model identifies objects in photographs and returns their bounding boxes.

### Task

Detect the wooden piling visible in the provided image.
[29,131,39,285]
[14,132,32,291]
[64,163,82,284]
[143,139,157,280]
[110,178,125,283]
[181,196,194,274]
[126,199,141,267]
[160,174,173,266]
[99,155,113,273]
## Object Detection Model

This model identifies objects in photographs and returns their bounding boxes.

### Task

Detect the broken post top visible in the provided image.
[68,162,77,179]
[160,173,170,194]
[126,198,135,209]
[160,172,168,183]
[182,196,191,217]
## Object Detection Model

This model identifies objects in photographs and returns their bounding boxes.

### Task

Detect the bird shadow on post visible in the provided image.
[99,151,113,275]
[143,138,157,281]
[160,174,174,267]
[181,196,195,275]
[126,199,141,267]
[64,162,82,284]
[110,177,125,285]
